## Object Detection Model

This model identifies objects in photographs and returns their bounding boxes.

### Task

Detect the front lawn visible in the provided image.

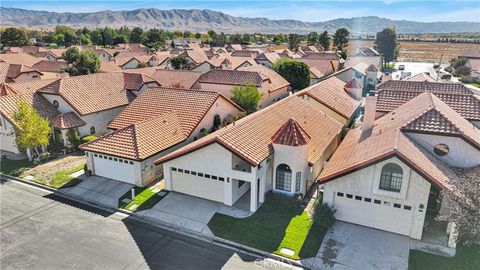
[409,244,480,270]
[208,193,326,260]
[119,186,168,211]
[0,159,34,176]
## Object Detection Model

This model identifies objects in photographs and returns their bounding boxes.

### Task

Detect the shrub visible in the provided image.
[312,196,336,229]
[66,129,81,150]
[212,114,222,131]
[199,128,209,137]
[81,135,97,143]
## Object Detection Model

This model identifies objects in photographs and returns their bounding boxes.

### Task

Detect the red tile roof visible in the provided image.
[156,95,343,166]
[237,65,290,93]
[405,73,436,82]
[345,78,363,89]
[197,69,263,87]
[31,60,67,73]
[51,112,86,129]
[271,118,311,146]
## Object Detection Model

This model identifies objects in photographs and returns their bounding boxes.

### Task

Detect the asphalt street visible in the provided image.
[0,181,295,270]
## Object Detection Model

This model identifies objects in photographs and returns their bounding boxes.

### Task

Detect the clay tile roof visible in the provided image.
[0,53,43,66]
[318,92,480,191]
[80,113,187,160]
[345,78,363,89]
[51,112,86,129]
[297,58,336,76]
[0,83,18,96]
[107,87,242,132]
[376,81,480,121]
[296,76,360,119]
[366,64,378,72]
[405,72,436,82]
[32,60,67,73]
[302,52,339,60]
[36,73,152,115]
[156,96,343,166]
[182,49,209,64]
[237,65,290,92]
[271,118,311,146]
[99,60,122,72]
[197,69,263,87]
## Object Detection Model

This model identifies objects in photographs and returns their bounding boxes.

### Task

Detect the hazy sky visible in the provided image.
[3,0,480,22]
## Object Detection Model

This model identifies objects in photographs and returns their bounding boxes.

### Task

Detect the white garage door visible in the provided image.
[333,192,414,236]
[171,169,224,203]
[92,154,136,184]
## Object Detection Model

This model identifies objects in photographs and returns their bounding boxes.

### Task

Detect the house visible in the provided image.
[155,95,343,212]
[123,68,203,89]
[80,87,244,186]
[178,50,209,70]
[296,76,361,126]
[114,52,157,69]
[31,60,68,79]
[0,53,44,66]
[352,47,380,57]
[231,50,259,58]
[375,80,480,128]
[297,58,337,85]
[35,73,158,146]
[404,72,437,82]
[0,62,43,83]
[345,56,383,72]
[114,43,148,52]
[193,67,290,108]
[226,44,244,52]
[319,91,480,246]
[331,62,370,92]
[255,52,282,68]
[300,52,341,70]
[460,49,480,81]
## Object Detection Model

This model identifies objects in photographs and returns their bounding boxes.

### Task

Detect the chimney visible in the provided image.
[363,92,377,131]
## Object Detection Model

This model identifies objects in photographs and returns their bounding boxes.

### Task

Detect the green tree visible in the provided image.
[318,31,330,50]
[273,59,310,92]
[273,34,285,45]
[231,83,264,115]
[307,32,319,45]
[1,27,29,47]
[145,28,166,50]
[333,27,350,51]
[112,35,128,45]
[288,33,301,51]
[53,34,65,47]
[170,56,188,70]
[62,47,100,76]
[130,27,144,43]
[375,28,398,67]
[80,34,93,45]
[13,100,52,160]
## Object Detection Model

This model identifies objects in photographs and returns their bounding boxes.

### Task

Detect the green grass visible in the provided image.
[409,244,480,270]
[384,63,395,69]
[208,193,326,260]
[0,159,34,176]
[120,187,168,212]
[44,162,86,188]
[472,83,480,88]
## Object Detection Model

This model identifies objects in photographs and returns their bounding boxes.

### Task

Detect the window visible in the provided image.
[114,158,117,161]
[374,199,381,204]
[394,203,401,208]
[383,201,391,206]
[219,177,225,182]
[364,197,372,202]
[337,192,344,197]
[355,196,362,201]
[94,154,98,157]
[238,180,245,188]
[198,173,204,177]
[108,157,112,160]
[404,205,412,210]
[191,171,197,176]
[129,161,133,165]
[86,153,89,157]
[275,164,292,191]
[212,175,218,180]
[434,144,449,156]
[90,126,96,135]
[124,160,129,164]
[204,174,211,179]
[171,167,177,171]
[295,172,301,192]
[32,75,39,78]
[379,163,403,192]
[184,170,190,174]
[53,100,59,108]
[178,169,184,173]
[346,194,353,199]
[103,156,107,159]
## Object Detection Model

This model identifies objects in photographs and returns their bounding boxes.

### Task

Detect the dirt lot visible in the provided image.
[348,40,480,63]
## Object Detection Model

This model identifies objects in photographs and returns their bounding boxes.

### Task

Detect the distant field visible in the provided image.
[348,40,480,63]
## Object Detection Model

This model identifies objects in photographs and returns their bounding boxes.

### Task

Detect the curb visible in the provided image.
[2,174,310,269]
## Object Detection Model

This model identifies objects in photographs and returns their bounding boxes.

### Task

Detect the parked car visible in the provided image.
[398,64,405,70]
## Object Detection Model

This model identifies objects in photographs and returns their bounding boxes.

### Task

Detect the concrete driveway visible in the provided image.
[312,221,409,270]
[58,174,134,209]
[137,192,250,235]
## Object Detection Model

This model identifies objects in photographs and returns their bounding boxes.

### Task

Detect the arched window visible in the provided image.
[53,100,59,108]
[275,164,292,191]
[379,163,403,192]
[90,126,96,135]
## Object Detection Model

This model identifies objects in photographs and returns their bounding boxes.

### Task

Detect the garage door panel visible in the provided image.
[171,171,224,202]
[93,156,136,184]
[334,194,413,236]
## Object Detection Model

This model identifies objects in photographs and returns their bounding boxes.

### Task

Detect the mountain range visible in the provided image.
[2,7,479,34]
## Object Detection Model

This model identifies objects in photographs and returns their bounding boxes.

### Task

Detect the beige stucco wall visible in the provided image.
[406,132,480,168]
[323,156,431,239]
[14,72,42,82]
[0,115,19,153]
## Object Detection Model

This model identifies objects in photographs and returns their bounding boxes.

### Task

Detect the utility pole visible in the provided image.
[437,54,443,81]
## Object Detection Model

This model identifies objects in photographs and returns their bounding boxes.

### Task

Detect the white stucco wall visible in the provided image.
[121,59,140,69]
[0,115,19,153]
[323,156,431,239]
[406,132,480,168]
[192,62,212,73]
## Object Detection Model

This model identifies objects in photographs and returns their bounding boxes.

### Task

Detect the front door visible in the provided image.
[427,185,442,216]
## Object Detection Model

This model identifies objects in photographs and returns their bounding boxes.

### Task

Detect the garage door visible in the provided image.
[333,192,414,236]
[92,154,136,184]
[171,169,224,203]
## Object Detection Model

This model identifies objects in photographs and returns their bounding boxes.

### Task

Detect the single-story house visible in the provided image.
[296,76,361,126]
[155,95,344,212]
[80,87,244,186]
[193,67,290,108]
[319,91,480,246]
[375,80,480,128]
[0,62,43,83]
